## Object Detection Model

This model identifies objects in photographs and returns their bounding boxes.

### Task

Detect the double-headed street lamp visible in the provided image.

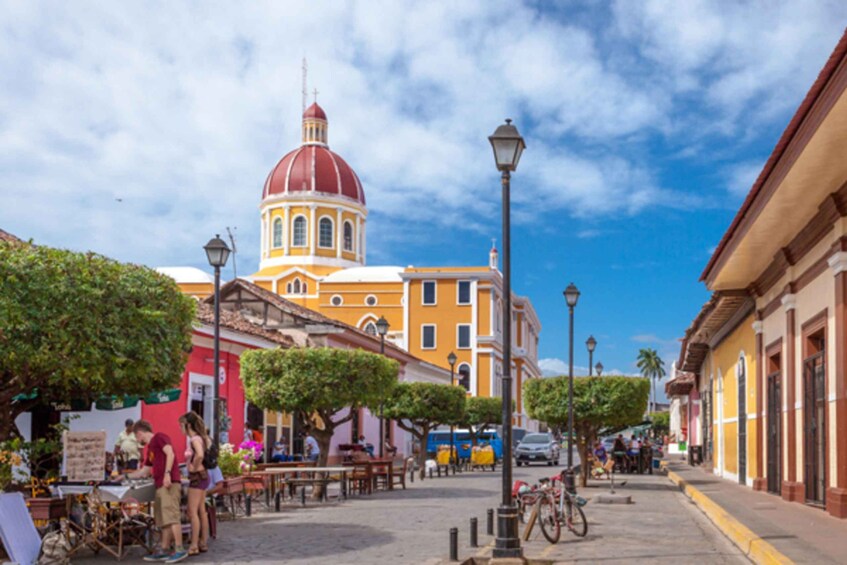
[488,118,525,560]
[595,362,604,377]
[377,316,390,458]
[586,336,597,376]
[563,283,580,493]
[204,234,231,446]
[448,351,458,468]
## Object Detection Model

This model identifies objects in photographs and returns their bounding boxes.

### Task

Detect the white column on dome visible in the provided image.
[336,207,343,259]
[283,205,290,255]
[356,214,362,262]
[260,211,267,259]
[309,204,317,255]
[361,220,367,265]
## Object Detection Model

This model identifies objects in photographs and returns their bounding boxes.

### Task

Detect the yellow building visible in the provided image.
[245,101,543,428]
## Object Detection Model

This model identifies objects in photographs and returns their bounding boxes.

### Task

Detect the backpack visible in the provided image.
[38,529,71,565]
[203,439,219,469]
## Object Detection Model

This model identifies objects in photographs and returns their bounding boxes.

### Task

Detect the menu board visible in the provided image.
[64,431,107,482]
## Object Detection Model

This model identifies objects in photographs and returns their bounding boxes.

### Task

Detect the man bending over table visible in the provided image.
[124,419,187,564]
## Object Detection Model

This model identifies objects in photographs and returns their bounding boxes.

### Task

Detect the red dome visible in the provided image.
[263,145,366,205]
[303,102,327,120]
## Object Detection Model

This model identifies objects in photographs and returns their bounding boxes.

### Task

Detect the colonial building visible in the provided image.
[243,101,543,428]
[673,30,847,518]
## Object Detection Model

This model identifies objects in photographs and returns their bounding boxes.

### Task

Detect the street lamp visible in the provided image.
[377,316,390,457]
[204,234,231,446]
[448,352,458,469]
[563,282,580,493]
[489,118,525,560]
[595,362,604,377]
[586,335,597,377]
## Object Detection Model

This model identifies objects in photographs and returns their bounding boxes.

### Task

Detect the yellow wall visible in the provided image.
[317,282,404,332]
[407,278,473,367]
[266,206,362,261]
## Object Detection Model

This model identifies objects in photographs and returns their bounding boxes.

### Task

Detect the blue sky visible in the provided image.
[2,2,847,387]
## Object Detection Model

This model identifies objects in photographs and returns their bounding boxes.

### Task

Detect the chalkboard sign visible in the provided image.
[64,431,107,482]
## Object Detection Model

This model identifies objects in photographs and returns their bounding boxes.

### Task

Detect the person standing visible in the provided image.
[179,412,211,556]
[304,433,320,462]
[125,420,187,564]
[115,418,140,472]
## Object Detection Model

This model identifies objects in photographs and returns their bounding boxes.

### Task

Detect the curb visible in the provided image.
[667,470,793,565]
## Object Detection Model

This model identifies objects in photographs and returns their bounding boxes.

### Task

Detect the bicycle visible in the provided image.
[516,474,587,543]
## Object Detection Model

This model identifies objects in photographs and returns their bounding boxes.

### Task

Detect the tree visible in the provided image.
[240,347,399,471]
[524,376,649,487]
[649,411,670,439]
[382,382,465,479]
[0,241,195,441]
[637,348,666,414]
[460,396,502,446]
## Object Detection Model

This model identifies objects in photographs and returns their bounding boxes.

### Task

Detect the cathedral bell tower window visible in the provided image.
[293,216,307,247]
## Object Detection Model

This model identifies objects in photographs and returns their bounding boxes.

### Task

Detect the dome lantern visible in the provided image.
[303,102,328,146]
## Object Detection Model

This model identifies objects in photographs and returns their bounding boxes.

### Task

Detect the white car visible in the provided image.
[515,433,561,466]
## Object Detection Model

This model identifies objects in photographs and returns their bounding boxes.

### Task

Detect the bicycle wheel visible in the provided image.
[517,496,534,524]
[537,495,561,544]
[565,498,588,537]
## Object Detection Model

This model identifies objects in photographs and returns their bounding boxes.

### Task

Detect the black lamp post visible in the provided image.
[448,351,458,468]
[586,336,596,376]
[376,315,390,458]
[204,234,231,446]
[595,362,604,377]
[489,118,525,560]
[563,283,580,493]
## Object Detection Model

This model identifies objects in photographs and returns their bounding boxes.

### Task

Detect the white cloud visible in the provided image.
[726,160,764,198]
[1,1,845,270]
[631,334,680,347]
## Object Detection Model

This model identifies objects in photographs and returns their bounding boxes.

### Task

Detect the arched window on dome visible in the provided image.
[292,216,307,247]
[272,218,283,248]
[343,221,353,252]
[319,217,334,249]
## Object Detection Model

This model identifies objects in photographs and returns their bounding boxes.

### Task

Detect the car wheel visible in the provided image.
[516,461,522,467]
[547,460,553,466]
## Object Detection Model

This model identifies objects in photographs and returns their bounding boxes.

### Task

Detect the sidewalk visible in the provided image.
[667,462,847,564]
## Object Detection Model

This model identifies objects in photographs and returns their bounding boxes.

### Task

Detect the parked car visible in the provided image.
[515,433,560,466]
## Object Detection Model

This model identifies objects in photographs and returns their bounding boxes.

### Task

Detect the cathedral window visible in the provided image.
[457,364,471,391]
[343,221,354,252]
[457,324,471,349]
[292,278,301,294]
[272,218,283,248]
[331,295,343,306]
[292,216,307,247]
[457,281,471,305]
[364,322,377,336]
[365,295,378,306]
[319,217,334,248]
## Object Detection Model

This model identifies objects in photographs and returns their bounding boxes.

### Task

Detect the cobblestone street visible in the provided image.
[74,462,746,564]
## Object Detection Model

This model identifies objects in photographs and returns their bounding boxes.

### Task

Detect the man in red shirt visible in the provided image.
[125,420,187,563]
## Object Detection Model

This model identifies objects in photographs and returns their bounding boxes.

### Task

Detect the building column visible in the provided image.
[336,207,343,259]
[355,214,362,262]
[828,252,847,517]
[309,204,317,256]
[283,206,290,255]
[753,320,767,491]
[782,293,804,502]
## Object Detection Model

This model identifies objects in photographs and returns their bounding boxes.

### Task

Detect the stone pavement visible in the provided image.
[73,459,744,564]
[668,462,847,564]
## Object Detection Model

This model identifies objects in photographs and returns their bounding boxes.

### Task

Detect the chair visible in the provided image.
[347,464,372,495]
[0,492,42,565]
[390,457,412,490]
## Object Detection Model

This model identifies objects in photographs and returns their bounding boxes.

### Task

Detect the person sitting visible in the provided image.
[384,440,398,458]
[357,435,375,457]
[271,440,290,463]
[590,442,611,479]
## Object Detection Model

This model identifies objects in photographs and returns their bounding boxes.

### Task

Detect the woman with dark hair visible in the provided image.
[179,411,210,555]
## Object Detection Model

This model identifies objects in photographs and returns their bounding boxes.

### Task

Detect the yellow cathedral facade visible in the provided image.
[189,101,542,427]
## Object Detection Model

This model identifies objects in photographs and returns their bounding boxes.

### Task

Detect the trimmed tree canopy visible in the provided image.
[240,347,399,471]
[382,382,465,478]
[524,376,649,486]
[461,396,502,444]
[0,242,195,441]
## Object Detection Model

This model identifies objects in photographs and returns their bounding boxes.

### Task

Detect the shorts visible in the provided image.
[189,470,210,490]
[154,483,182,528]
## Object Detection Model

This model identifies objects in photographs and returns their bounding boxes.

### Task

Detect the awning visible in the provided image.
[14,388,182,411]
[665,373,696,397]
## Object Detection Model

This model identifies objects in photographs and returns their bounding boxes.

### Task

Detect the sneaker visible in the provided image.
[143,552,172,562]
[165,550,189,564]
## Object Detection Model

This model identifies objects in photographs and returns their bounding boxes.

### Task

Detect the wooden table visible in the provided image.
[253,467,349,506]
[343,459,395,493]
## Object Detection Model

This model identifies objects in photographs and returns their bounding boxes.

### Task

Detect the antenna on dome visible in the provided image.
[301,57,308,114]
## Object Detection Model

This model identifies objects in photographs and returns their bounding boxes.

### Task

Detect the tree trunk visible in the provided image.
[576,425,596,488]
[311,427,334,499]
[0,394,23,443]
[416,426,431,480]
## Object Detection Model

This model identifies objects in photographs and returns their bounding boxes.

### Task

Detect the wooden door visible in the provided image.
[767,372,781,494]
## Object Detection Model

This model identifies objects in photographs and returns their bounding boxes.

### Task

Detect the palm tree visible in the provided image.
[637,348,666,414]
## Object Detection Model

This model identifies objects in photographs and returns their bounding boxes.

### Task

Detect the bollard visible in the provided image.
[300,487,306,507]
[275,491,282,512]
[486,509,494,535]
[470,517,478,547]
[449,527,458,561]
[245,494,252,517]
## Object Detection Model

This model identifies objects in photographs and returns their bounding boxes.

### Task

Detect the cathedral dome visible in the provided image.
[262,103,366,205]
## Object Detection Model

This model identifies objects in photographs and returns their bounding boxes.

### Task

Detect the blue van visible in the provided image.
[426,429,503,460]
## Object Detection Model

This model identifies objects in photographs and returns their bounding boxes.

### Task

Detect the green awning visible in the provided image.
[95,395,140,411]
[144,388,181,405]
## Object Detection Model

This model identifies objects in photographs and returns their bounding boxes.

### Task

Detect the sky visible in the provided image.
[2,2,847,394]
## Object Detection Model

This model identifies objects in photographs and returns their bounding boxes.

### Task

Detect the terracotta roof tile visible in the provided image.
[194,301,294,348]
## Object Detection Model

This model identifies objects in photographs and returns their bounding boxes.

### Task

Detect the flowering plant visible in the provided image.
[0,445,23,492]
[217,443,252,478]
[239,440,263,463]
